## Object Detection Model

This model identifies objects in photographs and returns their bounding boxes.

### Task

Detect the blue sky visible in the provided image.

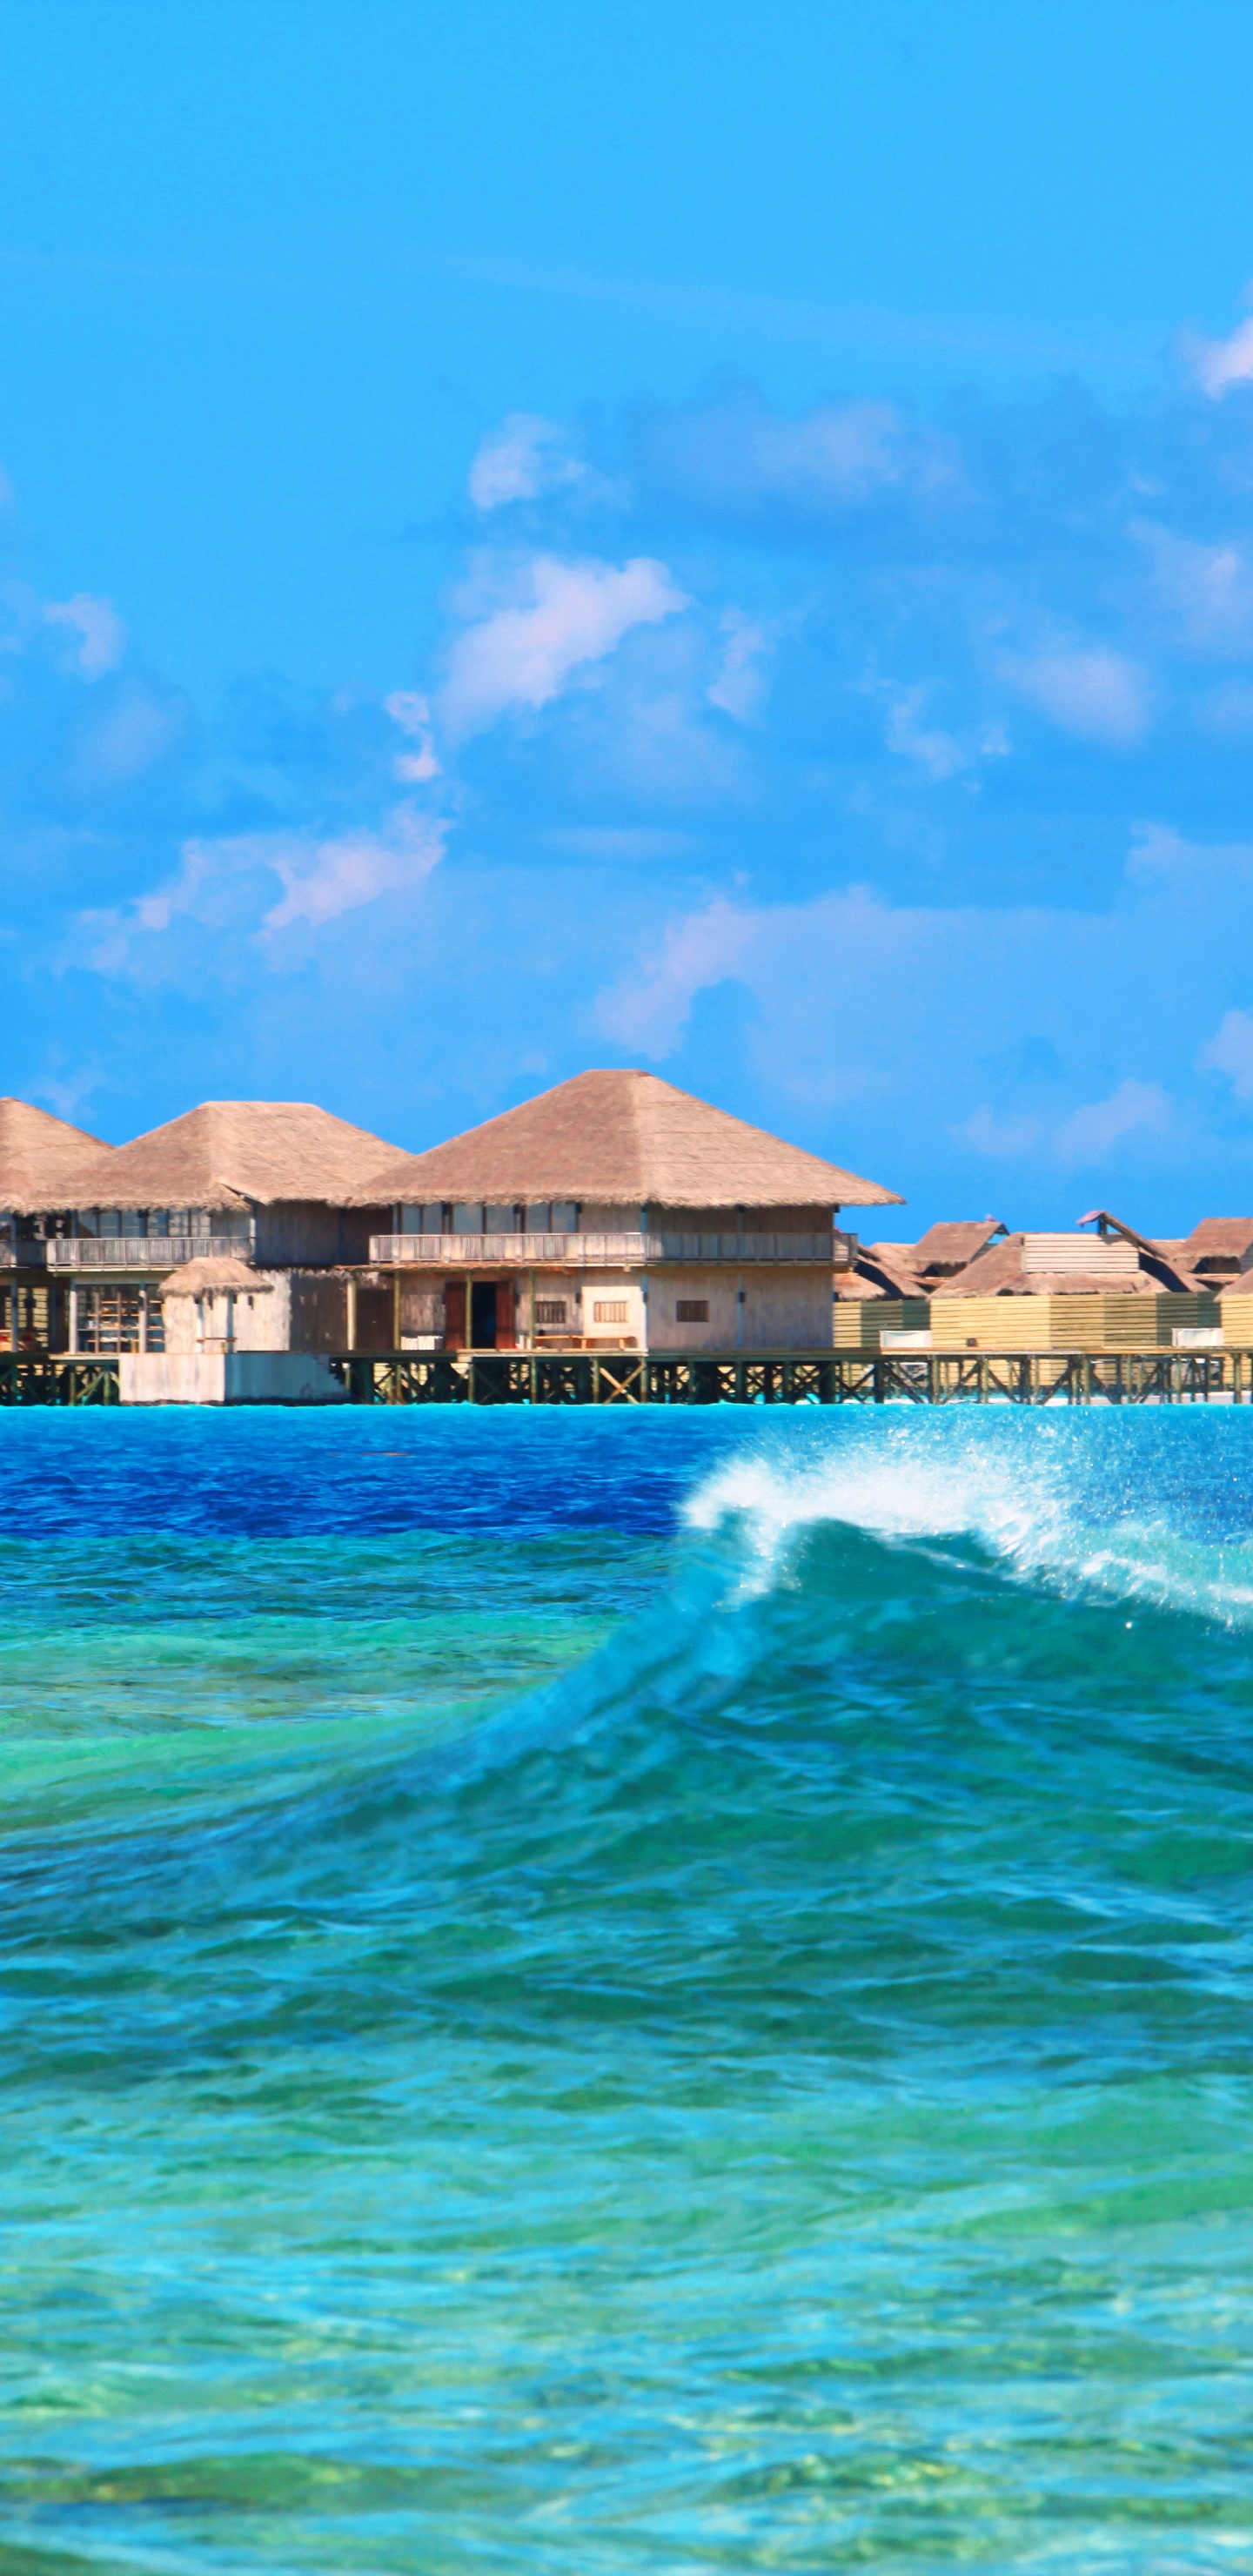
[8,2,1253,1229]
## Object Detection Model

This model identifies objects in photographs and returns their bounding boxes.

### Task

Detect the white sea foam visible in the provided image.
[683,1419,1253,1627]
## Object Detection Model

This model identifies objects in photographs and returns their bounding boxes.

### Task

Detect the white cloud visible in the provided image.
[468,413,581,509]
[263,807,446,934]
[707,611,771,722]
[384,688,440,782]
[438,553,688,738]
[1192,307,1253,399]
[74,688,182,784]
[883,683,966,780]
[592,853,1249,1156]
[954,1105,1042,1156]
[85,804,446,969]
[1139,525,1253,654]
[596,896,754,1052]
[1051,1080,1171,1165]
[44,593,125,680]
[1002,646,1149,745]
[1200,1007,1253,1100]
[755,401,906,499]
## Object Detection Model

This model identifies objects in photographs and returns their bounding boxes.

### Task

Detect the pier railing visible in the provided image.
[325,1346,1253,1406]
[0,1354,122,1403]
[4,1345,1251,1406]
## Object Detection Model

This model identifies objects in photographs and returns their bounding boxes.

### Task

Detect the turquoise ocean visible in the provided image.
[1,1404,1251,2573]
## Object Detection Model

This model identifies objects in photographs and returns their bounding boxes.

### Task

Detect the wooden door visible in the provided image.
[354,1286,394,1352]
[495,1280,515,1348]
[444,1280,467,1349]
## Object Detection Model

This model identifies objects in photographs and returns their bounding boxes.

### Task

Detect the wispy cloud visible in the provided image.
[438,553,688,737]
[1200,1008,1253,1100]
[468,413,583,509]
[1191,302,1253,398]
[707,612,773,723]
[1001,646,1150,746]
[44,594,125,680]
[84,804,446,969]
[1052,1079,1171,1165]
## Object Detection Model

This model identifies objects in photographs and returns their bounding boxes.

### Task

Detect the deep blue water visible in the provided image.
[1,1404,1251,2573]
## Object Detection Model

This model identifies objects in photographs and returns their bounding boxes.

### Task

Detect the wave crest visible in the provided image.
[683,1416,1253,1627]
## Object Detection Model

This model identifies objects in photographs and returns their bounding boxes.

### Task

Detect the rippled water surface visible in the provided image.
[1,1404,1252,2573]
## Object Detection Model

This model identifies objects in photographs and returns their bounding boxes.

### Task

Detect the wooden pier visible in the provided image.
[4,1346,1252,1406]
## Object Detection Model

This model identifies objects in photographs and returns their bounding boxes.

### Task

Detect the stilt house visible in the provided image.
[350,1068,902,1353]
[14,1100,403,1353]
[0,1099,117,1350]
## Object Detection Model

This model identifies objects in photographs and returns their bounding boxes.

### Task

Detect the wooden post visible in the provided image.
[345,1273,358,1352]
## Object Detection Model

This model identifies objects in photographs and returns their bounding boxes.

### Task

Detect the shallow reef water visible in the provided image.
[0,1402,1251,2573]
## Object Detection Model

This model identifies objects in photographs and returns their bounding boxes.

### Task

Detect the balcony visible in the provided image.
[372,1231,660,1268]
[46,1237,246,1271]
[370,1230,849,1267]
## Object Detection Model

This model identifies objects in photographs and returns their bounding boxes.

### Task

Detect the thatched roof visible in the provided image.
[1179,1218,1253,1267]
[834,1242,923,1301]
[352,1070,902,1211]
[0,1098,116,1212]
[37,1101,405,1213]
[160,1258,272,1298]
[913,1219,1006,1275]
[931,1234,1201,1298]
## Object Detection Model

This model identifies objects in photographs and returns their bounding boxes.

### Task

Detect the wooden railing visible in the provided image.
[45,1237,245,1270]
[369,1230,846,1266]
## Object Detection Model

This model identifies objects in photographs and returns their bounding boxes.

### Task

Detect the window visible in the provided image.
[485,1205,517,1234]
[676,1298,709,1324]
[452,1204,484,1234]
[525,1204,551,1232]
[535,1299,567,1326]
[550,1203,579,1233]
[593,1300,627,1324]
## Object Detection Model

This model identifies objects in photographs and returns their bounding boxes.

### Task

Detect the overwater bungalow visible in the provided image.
[0,1098,118,1350]
[9,1099,404,1353]
[352,1068,902,1353]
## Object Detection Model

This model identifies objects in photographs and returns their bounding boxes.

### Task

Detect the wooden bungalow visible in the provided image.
[349,1068,901,1353]
[14,1099,405,1353]
[0,1098,118,1351]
